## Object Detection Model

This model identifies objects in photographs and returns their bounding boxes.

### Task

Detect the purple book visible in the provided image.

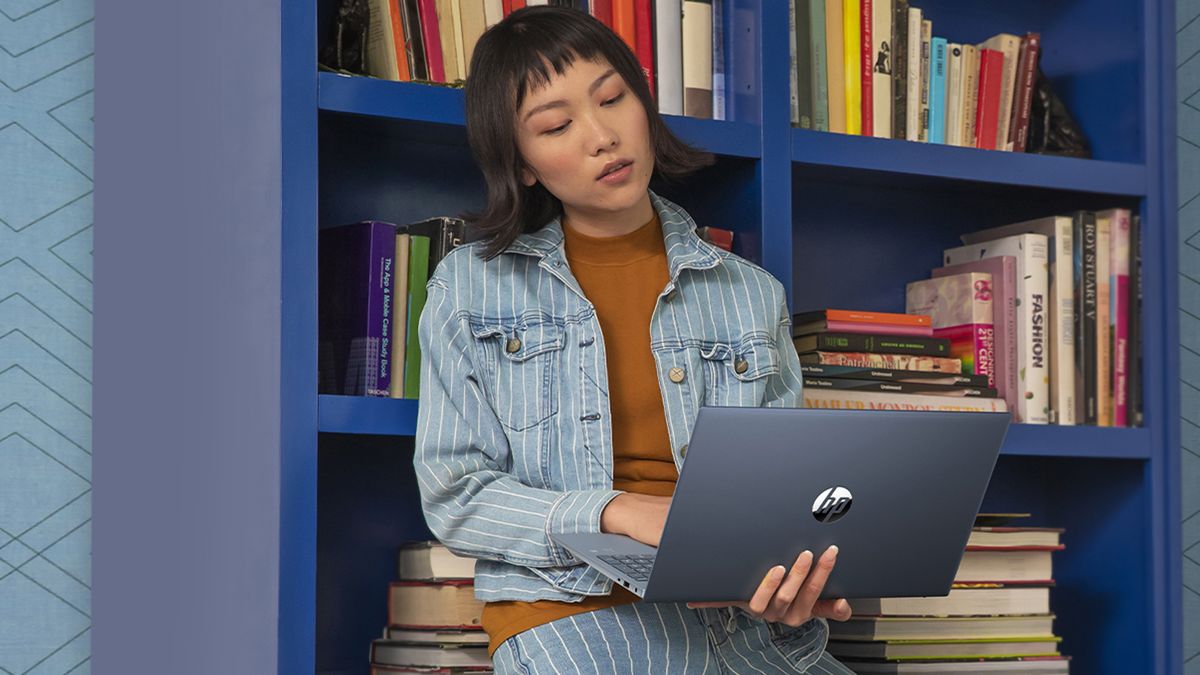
[319,221,397,397]
[931,256,1017,417]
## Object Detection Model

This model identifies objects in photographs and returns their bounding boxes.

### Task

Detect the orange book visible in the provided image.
[794,308,933,327]
[613,0,636,51]
[389,0,411,80]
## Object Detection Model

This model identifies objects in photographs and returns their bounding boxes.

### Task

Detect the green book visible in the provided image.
[810,0,829,131]
[403,235,431,398]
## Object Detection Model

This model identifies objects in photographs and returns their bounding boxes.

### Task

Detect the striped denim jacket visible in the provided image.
[414,190,807,603]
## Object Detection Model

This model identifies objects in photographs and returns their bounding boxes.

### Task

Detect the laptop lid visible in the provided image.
[640,406,1010,603]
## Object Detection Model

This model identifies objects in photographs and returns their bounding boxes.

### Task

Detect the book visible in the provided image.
[944,234,1051,424]
[1128,214,1143,426]
[800,363,990,387]
[974,48,1003,150]
[418,0,446,82]
[945,43,962,146]
[794,332,952,357]
[852,585,1051,617]
[712,0,725,119]
[388,580,485,628]
[1009,33,1041,153]
[399,540,478,580]
[401,0,429,80]
[655,0,684,114]
[372,666,493,675]
[918,18,930,141]
[960,216,1076,426]
[370,640,491,668]
[904,5,921,140]
[830,615,1057,642]
[794,308,932,327]
[803,388,1008,413]
[804,377,997,398]
[1099,208,1132,426]
[870,0,891,138]
[809,0,829,130]
[458,0,488,78]
[434,0,460,81]
[384,627,488,644]
[859,0,873,136]
[405,216,467,275]
[826,0,846,133]
[1095,211,1112,426]
[318,221,397,397]
[931,257,1018,421]
[403,235,431,398]
[979,34,1021,151]
[836,659,1069,674]
[800,351,962,373]
[889,0,907,139]
[1078,211,1098,424]
[697,225,734,251]
[795,319,934,337]
[955,549,1059,584]
[366,0,410,81]
[844,0,862,134]
[828,637,1061,660]
[613,0,636,50]
[968,527,1064,548]
[927,37,946,144]
[682,0,714,118]
[960,44,979,148]
[906,273,995,386]
[389,233,412,398]
[633,0,655,96]
[791,0,809,127]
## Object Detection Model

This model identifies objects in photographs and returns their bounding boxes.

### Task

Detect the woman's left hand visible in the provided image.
[686,546,853,627]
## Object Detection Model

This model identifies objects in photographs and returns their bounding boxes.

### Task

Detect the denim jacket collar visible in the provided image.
[504,189,723,283]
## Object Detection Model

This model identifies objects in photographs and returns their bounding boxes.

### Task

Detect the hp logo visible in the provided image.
[812,486,853,524]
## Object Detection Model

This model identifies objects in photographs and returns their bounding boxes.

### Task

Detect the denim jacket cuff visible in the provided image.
[544,489,625,567]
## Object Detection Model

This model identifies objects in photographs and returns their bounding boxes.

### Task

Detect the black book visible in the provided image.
[1078,211,1098,425]
[1128,213,1143,426]
[800,363,989,387]
[404,216,467,276]
[400,0,428,81]
[793,332,951,357]
[892,0,909,139]
[803,377,998,398]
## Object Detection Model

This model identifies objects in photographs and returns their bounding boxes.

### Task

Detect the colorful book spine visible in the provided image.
[859,0,874,136]
[869,0,891,139]
[1078,211,1098,425]
[799,351,962,373]
[1010,33,1041,153]
[944,233,1050,424]
[811,0,829,131]
[1129,214,1143,426]
[918,19,930,141]
[417,0,445,82]
[634,0,656,97]
[927,37,946,144]
[806,320,934,337]
[825,0,846,133]
[906,273,995,387]
[794,332,951,357]
[891,0,908,139]
[803,388,1008,413]
[974,48,1003,150]
[1106,209,1131,426]
[654,0,684,114]
[904,6,921,140]
[932,257,1018,414]
[711,0,725,119]
[843,0,862,134]
[403,235,432,398]
[1095,212,1112,426]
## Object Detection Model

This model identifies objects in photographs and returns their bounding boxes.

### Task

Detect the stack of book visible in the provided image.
[370,540,492,674]
[790,0,1045,152]
[794,308,1006,414]
[948,209,1142,427]
[365,0,733,120]
[318,217,465,399]
[829,514,1070,674]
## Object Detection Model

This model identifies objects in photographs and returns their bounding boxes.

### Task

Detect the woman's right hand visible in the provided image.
[601,493,671,547]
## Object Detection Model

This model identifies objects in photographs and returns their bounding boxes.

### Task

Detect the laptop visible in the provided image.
[550,406,1010,603]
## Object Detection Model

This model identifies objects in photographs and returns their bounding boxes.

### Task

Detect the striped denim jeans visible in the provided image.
[491,602,857,674]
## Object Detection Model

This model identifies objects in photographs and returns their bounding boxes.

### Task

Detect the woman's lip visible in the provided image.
[598,162,633,184]
[598,160,632,179]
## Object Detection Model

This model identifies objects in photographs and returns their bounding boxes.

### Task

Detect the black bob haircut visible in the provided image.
[463,6,716,259]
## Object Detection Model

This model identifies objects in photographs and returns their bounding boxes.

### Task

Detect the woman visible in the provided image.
[414,6,855,673]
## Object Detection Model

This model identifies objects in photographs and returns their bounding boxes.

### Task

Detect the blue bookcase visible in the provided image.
[281,1,1182,673]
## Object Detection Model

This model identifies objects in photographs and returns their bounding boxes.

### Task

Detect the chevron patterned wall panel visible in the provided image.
[0,0,93,672]
[1183,0,1200,670]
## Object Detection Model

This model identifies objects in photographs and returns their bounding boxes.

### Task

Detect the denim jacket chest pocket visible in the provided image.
[469,319,565,432]
[699,337,781,407]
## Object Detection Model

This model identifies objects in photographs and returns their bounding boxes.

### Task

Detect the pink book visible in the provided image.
[906,273,995,388]
[822,320,934,337]
[418,0,445,82]
[931,257,1018,415]
[1104,208,1132,426]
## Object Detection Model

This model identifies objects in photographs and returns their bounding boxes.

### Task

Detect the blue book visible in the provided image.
[928,37,947,144]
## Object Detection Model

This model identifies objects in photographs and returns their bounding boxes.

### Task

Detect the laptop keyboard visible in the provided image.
[598,554,655,582]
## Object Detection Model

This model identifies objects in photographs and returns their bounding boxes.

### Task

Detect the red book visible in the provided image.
[633,0,655,94]
[860,0,874,136]
[511,0,525,9]
[974,48,1004,150]
[591,0,613,27]
[417,0,445,82]
[502,0,511,15]
[1009,33,1041,153]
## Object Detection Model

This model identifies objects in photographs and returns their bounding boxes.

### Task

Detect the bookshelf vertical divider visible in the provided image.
[279,1,1182,673]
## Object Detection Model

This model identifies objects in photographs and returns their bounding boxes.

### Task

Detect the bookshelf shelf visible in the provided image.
[790,128,1148,196]
[318,72,762,158]
[318,395,419,436]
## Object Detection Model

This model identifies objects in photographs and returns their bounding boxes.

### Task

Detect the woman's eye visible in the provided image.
[603,92,626,106]
[545,121,570,135]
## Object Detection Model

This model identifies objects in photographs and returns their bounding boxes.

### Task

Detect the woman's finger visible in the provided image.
[763,550,814,622]
[783,545,839,624]
[811,597,853,622]
[745,565,787,618]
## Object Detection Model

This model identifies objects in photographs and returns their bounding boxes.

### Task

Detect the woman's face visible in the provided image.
[514,56,654,230]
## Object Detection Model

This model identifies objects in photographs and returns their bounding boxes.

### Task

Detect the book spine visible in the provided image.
[792,0,810,127]
[591,0,612,24]
[404,236,432,398]
[1053,218,1077,425]
[418,0,446,81]
[795,308,932,326]
[961,45,978,148]
[869,0,891,138]
[891,0,908,139]
[997,258,1019,417]
[843,0,861,134]
[945,44,962,146]
[825,0,845,133]
[918,19,930,141]
[904,6,921,140]
[655,0,683,115]
[928,37,946,144]
[859,0,873,136]
[822,320,933,336]
[1020,236,1051,424]
[1096,213,1112,426]
[803,388,1008,413]
[975,49,1002,149]
[801,363,989,386]
[390,233,411,398]
[712,0,725,119]
[613,0,636,50]
[992,35,1019,151]
[804,377,996,397]
[370,224,395,396]
[1010,33,1040,153]
[634,0,656,96]
[800,351,962,372]
[1129,214,1143,426]
[1111,209,1131,427]
[933,323,995,386]
[401,0,429,80]
[796,332,951,356]
[811,0,829,131]
[681,0,714,118]
[1080,212,1098,424]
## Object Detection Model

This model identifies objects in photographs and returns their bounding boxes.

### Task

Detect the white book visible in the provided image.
[945,234,1050,424]
[365,0,401,81]
[656,0,684,115]
[483,0,502,27]
[682,0,714,118]
[945,43,962,146]
[853,586,1051,617]
[790,0,800,125]
[919,19,931,142]
[871,0,893,138]
[803,388,1008,414]
[978,33,1021,151]
[960,44,979,148]
[905,6,922,140]
[961,217,1076,425]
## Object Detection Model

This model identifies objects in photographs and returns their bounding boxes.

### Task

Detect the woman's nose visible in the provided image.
[584,115,619,154]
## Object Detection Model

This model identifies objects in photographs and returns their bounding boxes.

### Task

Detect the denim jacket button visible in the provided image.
[734,358,749,374]
[579,336,595,347]
[664,288,677,302]
[668,367,686,383]
[680,444,689,457]
[505,337,522,353]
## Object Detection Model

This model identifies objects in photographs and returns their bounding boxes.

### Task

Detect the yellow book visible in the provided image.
[843,0,861,134]
[825,0,846,133]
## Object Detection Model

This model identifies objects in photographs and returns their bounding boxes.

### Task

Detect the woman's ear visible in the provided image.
[520,165,537,187]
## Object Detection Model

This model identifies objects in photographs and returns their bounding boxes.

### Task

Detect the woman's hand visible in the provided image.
[600,493,671,547]
[687,546,853,627]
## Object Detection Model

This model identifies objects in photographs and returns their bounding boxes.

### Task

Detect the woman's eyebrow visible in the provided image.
[521,69,618,122]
